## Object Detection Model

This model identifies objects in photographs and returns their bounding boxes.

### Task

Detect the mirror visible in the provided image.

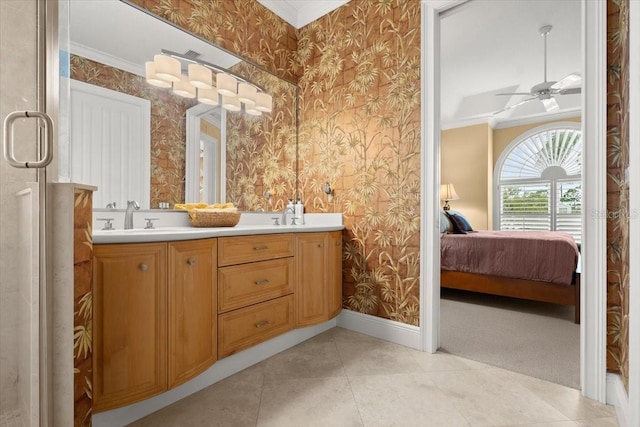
[67,0,297,211]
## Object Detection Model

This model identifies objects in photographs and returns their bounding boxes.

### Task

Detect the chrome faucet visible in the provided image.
[124,200,140,229]
[281,204,295,226]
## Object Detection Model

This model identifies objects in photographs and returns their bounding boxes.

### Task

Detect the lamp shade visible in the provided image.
[172,74,196,98]
[188,63,213,89]
[237,83,257,107]
[216,73,237,97]
[198,87,219,105]
[154,54,181,82]
[440,184,459,201]
[245,107,262,116]
[255,92,272,112]
[222,94,241,111]
[145,62,172,88]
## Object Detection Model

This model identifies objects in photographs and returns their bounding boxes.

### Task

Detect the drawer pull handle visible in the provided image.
[139,263,148,271]
[255,279,270,285]
[253,245,268,250]
[187,258,196,266]
[255,320,270,328]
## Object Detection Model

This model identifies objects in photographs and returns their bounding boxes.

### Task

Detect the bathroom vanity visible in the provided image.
[91,215,343,412]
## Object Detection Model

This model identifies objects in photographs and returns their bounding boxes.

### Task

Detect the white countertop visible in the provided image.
[93,212,344,244]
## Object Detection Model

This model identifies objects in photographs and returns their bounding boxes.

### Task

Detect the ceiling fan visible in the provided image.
[494,25,581,115]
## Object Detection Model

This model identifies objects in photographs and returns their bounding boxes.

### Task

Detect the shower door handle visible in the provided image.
[3,110,54,169]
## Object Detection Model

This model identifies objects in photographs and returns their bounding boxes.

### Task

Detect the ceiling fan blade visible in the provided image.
[550,73,582,90]
[493,97,538,115]
[496,92,533,96]
[558,87,581,95]
[541,96,559,112]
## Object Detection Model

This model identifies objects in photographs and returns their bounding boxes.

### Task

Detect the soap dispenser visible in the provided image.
[286,199,294,225]
[295,199,305,225]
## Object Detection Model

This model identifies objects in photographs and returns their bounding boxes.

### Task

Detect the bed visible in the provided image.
[440,212,581,324]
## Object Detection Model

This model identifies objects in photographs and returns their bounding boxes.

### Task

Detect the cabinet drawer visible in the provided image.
[218,234,294,266]
[218,258,294,313]
[218,295,294,358]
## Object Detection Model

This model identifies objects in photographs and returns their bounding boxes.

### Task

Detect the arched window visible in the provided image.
[494,123,582,244]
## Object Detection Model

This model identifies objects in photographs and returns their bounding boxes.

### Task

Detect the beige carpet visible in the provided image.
[440,288,580,389]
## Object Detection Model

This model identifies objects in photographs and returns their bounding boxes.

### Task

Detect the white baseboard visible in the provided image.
[606,373,629,427]
[336,309,421,350]
[93,320,336,427]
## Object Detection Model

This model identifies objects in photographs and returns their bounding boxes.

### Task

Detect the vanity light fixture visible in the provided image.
[221,94,241,112]
[198,87,219,106]
[173,74,196,98]
[255,92,273,113]
[237,83,257,107]
[153,54,181,82]
[145,62,172,88]
[145,50,272,114]
[216,73,237,97]
[188,63,213,89]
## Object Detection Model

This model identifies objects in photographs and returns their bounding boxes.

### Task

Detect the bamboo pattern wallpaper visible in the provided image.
[74,189,93,426]
[296,0,421,324]
[606,0,630,390]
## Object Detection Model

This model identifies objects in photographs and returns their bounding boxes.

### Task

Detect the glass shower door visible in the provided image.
[0,0,55,426]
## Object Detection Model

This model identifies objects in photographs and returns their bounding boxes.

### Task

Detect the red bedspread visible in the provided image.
[441,230,579,285]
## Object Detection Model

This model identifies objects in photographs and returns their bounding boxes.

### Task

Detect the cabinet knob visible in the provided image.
[187,258,196,266]
[254,320,270,328]
[139,263,148,271]
[317,244,323,248]
[253,245,268,251]
[254,279,270,286]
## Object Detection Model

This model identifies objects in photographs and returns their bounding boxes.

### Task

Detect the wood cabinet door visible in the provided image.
[168,239,217,388]
[93,243,167,412]
[295,233,327,326]
[327,231,343,320]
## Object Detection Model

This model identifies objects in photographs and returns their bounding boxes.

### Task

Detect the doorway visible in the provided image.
[421,0,608,402]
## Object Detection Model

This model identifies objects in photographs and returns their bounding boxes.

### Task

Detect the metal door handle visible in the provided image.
[3,111,54,169]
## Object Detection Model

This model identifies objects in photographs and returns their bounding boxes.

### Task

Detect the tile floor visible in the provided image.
[130,327,618,427]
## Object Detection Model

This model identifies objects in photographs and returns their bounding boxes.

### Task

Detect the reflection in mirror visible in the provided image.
[185,104,226,204]
[67,0,297,211]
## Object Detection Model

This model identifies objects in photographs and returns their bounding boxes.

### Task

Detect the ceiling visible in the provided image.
[440,0,582,129]
[257,0,351,28]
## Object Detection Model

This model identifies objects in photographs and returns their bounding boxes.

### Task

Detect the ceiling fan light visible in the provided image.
[198,87,219,106]
[541,97,559,112]
[255,92,272,112]
[188,63,213,89]
[154,54,181,82]
[172,74,196,98]
[217,73,237,97]
[145,62,172,88]
[237,83,257,107]
[222,94,241,112]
